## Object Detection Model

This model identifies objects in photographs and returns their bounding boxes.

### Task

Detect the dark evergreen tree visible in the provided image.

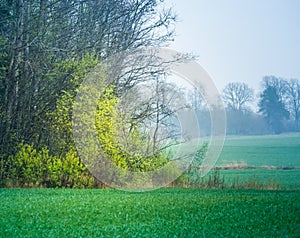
[258,86,289,134]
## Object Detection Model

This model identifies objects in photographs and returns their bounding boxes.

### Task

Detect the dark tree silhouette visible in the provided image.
[258,86,289,134]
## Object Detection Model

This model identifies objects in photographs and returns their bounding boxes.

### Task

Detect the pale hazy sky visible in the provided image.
[165,0,300,92]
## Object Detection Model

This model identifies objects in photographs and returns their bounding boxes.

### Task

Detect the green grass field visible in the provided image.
[218,133,300,168]
[1,188,299,237]
[1,134,299,237]
[205,133,300,190]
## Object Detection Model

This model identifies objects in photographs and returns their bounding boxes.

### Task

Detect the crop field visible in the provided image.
[1,134,299,237]
[218,133,300,168]
[1,188,299,237]
[203,133,300,189]
[218,169,300,190]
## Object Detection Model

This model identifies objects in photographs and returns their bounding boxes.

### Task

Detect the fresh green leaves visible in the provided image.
[6,143,93,188]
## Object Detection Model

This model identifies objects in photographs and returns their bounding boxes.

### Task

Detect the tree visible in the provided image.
[113,79,187,161]
[0,0,177,158]
[222,82,254,111]
[0,0,179,187]
[262,75,287,100]
[262,76,300,131]
[258,86,289,134]
[95,85,171,173]
[285,79,300,130]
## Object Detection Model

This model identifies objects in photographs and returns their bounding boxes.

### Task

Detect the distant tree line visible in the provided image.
[222,76,300,135]
[188,76,299,136]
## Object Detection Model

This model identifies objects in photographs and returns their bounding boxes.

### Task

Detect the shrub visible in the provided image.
[7,143,44,187]
[4,143,94,188]
[60,149,93,188]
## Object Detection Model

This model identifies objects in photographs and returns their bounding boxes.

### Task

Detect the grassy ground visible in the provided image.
[218,133,300,168]
[218,169,300,190]
[1,188,299,237]
[205,133,300,190]
[1,134,299,237]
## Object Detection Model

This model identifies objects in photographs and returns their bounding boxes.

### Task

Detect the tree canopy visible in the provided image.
[258,86,290,134]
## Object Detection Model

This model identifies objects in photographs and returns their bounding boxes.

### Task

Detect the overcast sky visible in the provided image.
[165,0,300,92]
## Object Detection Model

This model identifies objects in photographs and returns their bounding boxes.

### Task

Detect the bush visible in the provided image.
[7,143,44,187]
[60,149,94,188]
[4,143,94,188]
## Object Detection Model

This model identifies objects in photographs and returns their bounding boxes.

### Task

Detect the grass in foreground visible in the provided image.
[1,188,299,237]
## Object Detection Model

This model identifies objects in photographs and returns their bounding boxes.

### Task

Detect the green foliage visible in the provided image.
[49,90,74,155]
[47,56,169,188]
[0,189,299,237]
[0,0,176,186]
[4,143,94,188]
[47,55,99,156]
[7,143,45,187]
[95,86,169,173]
[60,149,93,188]
[50,54,99,91]
[0,155,6,187]
[0,0,176,159]
[44,148,93,188]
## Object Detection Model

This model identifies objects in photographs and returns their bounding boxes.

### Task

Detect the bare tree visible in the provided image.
[222,82,254,111]
[188,86,204,111]
[116,78,188,158]
[285,79,300,129]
